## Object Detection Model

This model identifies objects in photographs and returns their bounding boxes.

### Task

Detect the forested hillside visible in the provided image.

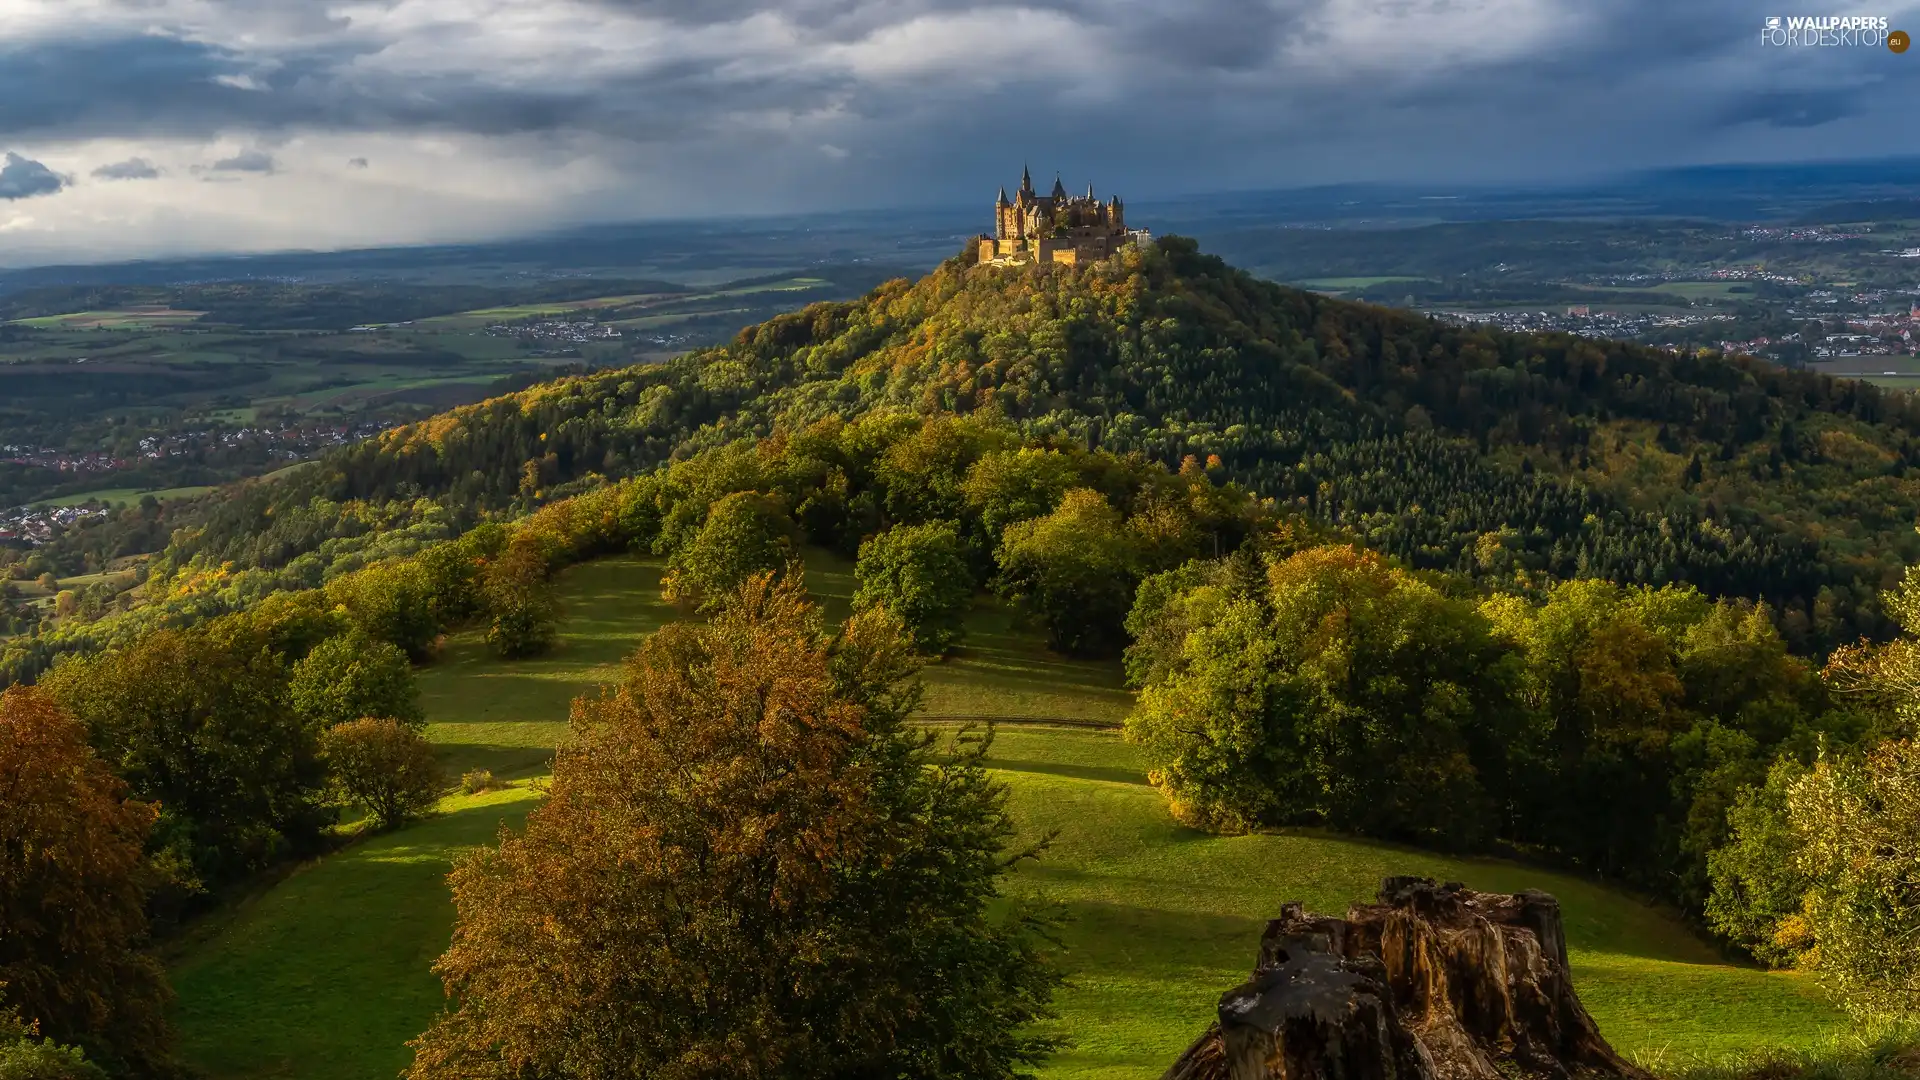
[140,237,1919,654]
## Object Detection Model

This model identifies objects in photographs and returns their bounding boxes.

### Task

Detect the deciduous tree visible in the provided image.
[853,521,974,655]
[995,488,1137,657]
[0,687,171,1073]
[289,629,424,731]
[321,718,445,830]
[660,491,795,610]
[481,540,557,660]
[408,575,1059,1080]
[41,629,329,887]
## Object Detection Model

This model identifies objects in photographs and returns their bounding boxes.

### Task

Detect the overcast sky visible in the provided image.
[2,0,1918,265]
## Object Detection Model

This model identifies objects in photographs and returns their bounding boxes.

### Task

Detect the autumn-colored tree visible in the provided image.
[409,574,1059,1080]
[0,687,171,1073]
[289,629,425,731]
[1785,739,1920,1020]
[481,540,557,660]
[320,718,445,830]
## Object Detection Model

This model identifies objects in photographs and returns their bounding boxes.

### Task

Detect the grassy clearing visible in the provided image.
[38,484,215,508]
[168,784,540,1080]
[980,726,1838,1076]
[418,557,679,780]
[168,552,1848,1080]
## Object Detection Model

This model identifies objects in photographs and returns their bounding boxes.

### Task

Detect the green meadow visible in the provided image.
[166,554,1845,1080]
[11,308,209,330]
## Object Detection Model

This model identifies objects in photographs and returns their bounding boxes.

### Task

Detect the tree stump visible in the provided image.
[1162,877,1654,1080]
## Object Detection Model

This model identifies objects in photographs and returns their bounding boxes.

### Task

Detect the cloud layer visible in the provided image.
[2,0,1918,263]
[0,152,66,200]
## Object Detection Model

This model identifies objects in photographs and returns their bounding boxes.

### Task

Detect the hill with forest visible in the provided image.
[127,235,1920,652]
[10,235,1920,1080]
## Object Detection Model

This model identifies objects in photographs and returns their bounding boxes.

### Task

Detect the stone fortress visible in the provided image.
[977,166,1141,266]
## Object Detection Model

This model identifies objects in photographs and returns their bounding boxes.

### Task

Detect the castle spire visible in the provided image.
[1051,173,1067,199]
[1020,163,1033,194]
[1087,182,1095,200]
[998,186,1010,207]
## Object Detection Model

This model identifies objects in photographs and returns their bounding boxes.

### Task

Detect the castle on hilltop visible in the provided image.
[977,167,1136,266]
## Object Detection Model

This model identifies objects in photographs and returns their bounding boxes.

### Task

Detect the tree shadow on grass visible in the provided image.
[980,753,1146,787]
[171,794,540,1080]
[431,741,555,781]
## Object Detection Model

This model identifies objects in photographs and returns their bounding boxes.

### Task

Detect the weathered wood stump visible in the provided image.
[1162,877,1654,1080]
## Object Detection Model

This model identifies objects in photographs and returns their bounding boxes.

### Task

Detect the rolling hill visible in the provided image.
[164,555,1843,1080]
[164,236,1920,655]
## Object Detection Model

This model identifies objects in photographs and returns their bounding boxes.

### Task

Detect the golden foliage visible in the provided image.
[0,687,171,1069]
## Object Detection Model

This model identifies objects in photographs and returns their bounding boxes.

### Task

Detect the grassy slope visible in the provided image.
[167,554,1843,1080]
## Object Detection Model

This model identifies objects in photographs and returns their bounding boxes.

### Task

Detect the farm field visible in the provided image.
[1292,275,1429,292]
[416,276,838,331]
[165,552,1846,1080]
[39,484,215,508]
[1810,354,1920,388]
[11,307,209,330]
[0,269,889,509]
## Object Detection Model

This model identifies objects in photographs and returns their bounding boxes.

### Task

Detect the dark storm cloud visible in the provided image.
[0,153,67,200]
[93,157,163,180]
[3,0,1918,195]
[1718,88,1869,129]
[0,37,259,137]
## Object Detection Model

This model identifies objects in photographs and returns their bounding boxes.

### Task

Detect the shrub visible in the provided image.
[460,769,504,795]
[321,718,445,831]
[0,1010,109,1080]
[853,521,973,655]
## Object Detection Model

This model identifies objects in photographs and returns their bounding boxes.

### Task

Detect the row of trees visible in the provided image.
[1124,535,1920,1018]
[1123,541,1880,920]
[0,544,480,1071]
[1705,565,1920,1020]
